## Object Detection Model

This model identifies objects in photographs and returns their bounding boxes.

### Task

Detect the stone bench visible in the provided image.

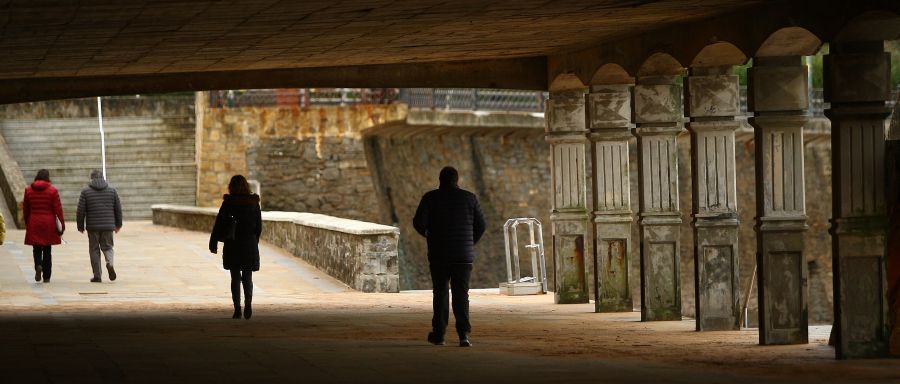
[151,204,400,293]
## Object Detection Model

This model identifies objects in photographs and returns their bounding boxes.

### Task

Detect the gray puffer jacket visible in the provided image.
[76,178,123,232]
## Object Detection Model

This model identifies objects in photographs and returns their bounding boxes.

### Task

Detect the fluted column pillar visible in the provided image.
[748,56,810,345]
[684,66,742,331]
[825,41,892,359]
[587,84,634,312]
[633,76,683,321]
[546,89,591,304]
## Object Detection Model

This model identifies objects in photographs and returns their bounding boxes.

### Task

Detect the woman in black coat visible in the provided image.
[209,175,262,319]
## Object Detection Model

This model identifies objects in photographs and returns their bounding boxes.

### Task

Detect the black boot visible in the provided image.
[232,305,241,319]
[243,304,252,320]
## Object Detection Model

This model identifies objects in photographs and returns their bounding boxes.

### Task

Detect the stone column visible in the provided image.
[546,89,590,304]
[684,66,742,331]
[825,41,892,359]
[748,56,810,345]
[633,76,683,321]
[587,84,634,312]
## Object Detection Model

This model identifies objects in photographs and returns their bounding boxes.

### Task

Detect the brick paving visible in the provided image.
[1,222,898,383]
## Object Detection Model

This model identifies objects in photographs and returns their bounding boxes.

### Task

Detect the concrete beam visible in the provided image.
[0,57,547,105]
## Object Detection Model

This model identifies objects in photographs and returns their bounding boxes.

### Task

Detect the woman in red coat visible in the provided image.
[24,169,65,283]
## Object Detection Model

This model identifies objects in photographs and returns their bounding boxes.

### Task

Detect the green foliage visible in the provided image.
[810,44,826,89]
[734,60,751,86]
[889,40,900,88]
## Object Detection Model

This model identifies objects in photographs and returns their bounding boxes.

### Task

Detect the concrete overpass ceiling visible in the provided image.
[0,0,770,102]
[0,1,898,102]
[0,0,764,80]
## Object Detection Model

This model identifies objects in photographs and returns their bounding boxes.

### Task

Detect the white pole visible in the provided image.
[97,97,107,179]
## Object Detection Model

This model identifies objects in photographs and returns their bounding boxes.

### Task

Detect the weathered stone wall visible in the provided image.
[197,92,405,225]
[0,95,197,220]
[364,113,551,291]
[152,204,400,292]
[0,95,195,119]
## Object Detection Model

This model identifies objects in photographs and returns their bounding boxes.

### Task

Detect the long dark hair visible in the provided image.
[228,174,252,195]
[34,169,50,182]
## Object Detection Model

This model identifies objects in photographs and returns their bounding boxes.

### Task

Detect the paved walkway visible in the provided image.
[1,222,898,383]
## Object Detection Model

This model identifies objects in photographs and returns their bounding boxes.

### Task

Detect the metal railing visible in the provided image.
[398,88,547,112]
[208,88,548,112]
[209,88,399,108]
[208,87,897,117]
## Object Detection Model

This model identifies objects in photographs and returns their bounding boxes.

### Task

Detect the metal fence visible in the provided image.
[208,88,399,108]
[209,87,897,117]
[398,88,547,112]
[208,88,547,112]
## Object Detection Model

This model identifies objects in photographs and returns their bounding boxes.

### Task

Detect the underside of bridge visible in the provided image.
[3,0,900,372]
[0,0,896,103]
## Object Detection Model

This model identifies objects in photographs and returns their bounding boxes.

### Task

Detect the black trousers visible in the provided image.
[32,245,52,280]
[430,263,472,339]
[230,269,253,307]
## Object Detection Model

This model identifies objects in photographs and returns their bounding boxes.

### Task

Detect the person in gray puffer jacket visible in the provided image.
[76,169,123,283]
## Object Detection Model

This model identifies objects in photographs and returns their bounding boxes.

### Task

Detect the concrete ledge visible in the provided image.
[407,109,545,128]
[151,204,400,292]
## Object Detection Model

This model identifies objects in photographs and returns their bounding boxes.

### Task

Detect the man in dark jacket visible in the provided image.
[413,166,485,347]
[77,170,123,283]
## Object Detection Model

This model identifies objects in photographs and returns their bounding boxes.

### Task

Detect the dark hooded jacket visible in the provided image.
[24,180,65,245]
[209,194,262,271]
[76,177,122,232]
[413,181,486,264]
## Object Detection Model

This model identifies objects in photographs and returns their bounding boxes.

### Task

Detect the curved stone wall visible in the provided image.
[151,204,400,293]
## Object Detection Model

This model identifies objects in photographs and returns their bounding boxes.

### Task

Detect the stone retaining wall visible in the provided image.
[363,113,550,292]
[151,204,400,292]
[196,92,405,224]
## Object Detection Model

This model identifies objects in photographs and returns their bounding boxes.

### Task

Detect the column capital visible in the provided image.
[587,84,632,131]
[748,56,808,113]
[546,88,588,134]
[824,45,891,105]
[684,72,740,119]
[633,83,682,124]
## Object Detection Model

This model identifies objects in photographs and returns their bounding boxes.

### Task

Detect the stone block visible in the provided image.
[749,65,808,112]
[588,85,631,129]
[546,89,587,133]
[386,255,399,274]
[633,84,682,124]
[686,75,739,117]
[825,52,891,103]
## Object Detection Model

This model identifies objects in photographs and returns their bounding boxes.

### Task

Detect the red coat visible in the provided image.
[24,180,65,246]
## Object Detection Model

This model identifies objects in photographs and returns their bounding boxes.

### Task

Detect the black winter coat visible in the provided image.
[209,194,262,271]
[76,178,122,232]
[413,184,486,264]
